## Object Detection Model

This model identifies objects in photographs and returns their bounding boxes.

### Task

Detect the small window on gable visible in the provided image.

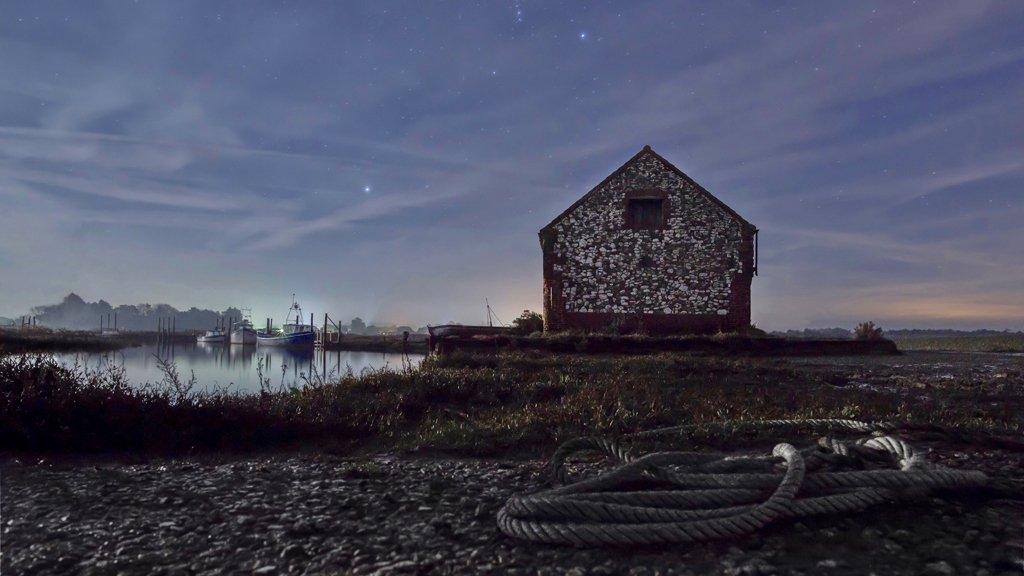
[626,198,664,230]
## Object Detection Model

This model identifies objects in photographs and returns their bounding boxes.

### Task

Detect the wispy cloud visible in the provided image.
[2,166,242,211]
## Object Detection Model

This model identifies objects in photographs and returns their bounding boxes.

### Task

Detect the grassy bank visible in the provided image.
[0,329,192,354]
[1,350,1020,456]
[893,333,1024,353]
[322,333,429,353]
[433,332,899,356]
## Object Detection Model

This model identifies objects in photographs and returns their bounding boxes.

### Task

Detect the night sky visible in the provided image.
[1,1,1021,329]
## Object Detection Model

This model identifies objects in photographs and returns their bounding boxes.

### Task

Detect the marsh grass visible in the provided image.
[437,332,898,356]
[1,350,1019,456]
[893,334,1024,353]
[0,328,191,354]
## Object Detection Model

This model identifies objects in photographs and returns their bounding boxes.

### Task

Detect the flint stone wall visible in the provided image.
[541,149,754,334]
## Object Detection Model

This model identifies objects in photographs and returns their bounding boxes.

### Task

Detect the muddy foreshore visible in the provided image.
[3,444,1022,576]
[4,351,1023,574]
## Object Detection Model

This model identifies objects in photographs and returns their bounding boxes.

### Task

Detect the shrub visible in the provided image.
[603,315,626,335]
[511,310,544,335]
[854,321,884,341]
[746,324,768,337]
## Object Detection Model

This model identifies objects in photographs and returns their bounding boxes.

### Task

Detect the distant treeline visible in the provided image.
[21,293,243,332]
[11,293,431,335]
[768,328,855,340]
[769,327,1023,340]
[886,328,1024,339]
[339,317,425,336]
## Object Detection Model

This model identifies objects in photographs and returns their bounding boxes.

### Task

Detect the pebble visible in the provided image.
[2,444,1020,575]
[280,544,307,560]
[923,560,955,576]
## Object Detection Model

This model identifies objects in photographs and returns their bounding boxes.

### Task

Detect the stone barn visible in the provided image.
[539,146,758,335]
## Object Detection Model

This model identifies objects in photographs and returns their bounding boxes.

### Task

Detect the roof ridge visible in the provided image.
[539,146,755,234]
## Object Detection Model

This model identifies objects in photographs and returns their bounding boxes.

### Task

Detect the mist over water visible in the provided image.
[48,343,424,393]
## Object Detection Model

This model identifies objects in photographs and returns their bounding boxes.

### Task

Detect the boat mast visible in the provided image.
[238,307,252,328]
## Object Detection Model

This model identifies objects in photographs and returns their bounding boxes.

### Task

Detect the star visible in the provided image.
[363,185,372,193]
[579,32,587,40]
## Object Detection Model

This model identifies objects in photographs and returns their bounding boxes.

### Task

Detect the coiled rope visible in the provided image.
[497,419,1019,547]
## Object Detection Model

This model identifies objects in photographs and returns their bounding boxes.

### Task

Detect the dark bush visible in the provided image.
[511,310,544,335]
[854,321,884,341]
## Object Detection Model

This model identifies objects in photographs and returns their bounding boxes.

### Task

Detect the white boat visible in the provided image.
[230,318,257,345]
[197,328,227,343]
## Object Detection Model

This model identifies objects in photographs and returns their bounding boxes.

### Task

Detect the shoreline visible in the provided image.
[0,329,193,354]
[2,349,1020,457]
[9,328,1023,356]
[430,333,901,356]
[0,329,430,355]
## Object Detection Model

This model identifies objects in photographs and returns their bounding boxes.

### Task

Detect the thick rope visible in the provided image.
[498,419,1019,547]
[624,418,895,440]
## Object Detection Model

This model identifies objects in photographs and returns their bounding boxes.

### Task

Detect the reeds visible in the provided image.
[1,350,1019,456]
[893,333,1024,353]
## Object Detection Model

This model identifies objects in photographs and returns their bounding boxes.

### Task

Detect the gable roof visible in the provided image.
[539,145,756,234]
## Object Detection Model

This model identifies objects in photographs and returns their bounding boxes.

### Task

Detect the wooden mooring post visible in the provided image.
[318,313,345,347]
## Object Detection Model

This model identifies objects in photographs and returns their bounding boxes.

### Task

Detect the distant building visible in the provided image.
[539,146,758,335]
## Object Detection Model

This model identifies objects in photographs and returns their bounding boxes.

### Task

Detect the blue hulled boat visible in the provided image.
[257,296,315,347]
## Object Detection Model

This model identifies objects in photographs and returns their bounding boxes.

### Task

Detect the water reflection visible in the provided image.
[52,343,423,393]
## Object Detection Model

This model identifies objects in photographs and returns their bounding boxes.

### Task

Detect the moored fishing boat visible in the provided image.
[257,296,315,347]
[230,317,257,345]
[197,328,227,343]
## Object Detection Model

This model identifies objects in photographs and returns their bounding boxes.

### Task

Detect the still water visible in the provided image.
[49,343,425,394]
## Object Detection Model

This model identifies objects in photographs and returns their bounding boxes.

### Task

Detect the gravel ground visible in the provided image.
[3,444,1022,576]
